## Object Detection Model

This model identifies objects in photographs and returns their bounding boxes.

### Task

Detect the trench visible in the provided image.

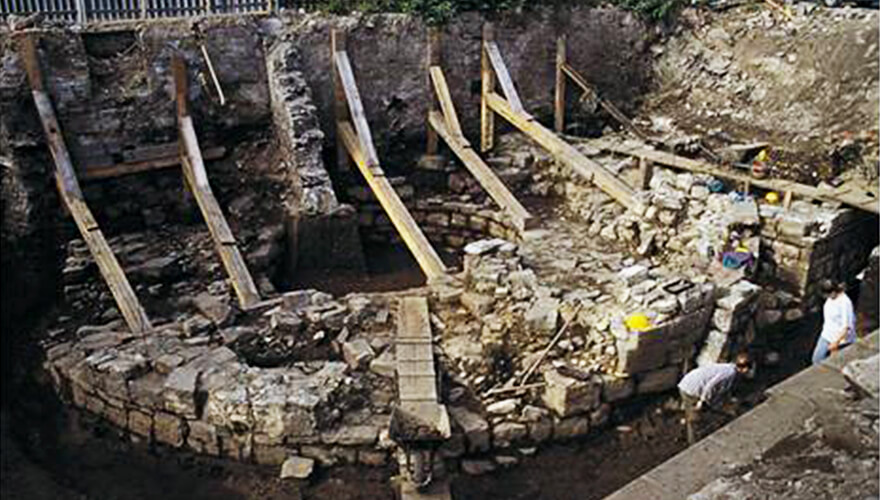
[2,7,879,500]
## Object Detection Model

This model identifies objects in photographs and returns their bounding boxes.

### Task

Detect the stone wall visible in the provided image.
[266,37,365,274]
[759,202,878,309]
[283,7,653,164]
[42,288,399,467]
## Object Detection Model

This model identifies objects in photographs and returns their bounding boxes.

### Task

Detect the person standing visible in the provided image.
[678,353,751,445]
[812,280,856,365]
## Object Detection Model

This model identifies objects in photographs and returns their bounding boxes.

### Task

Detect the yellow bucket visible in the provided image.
[625,313,652,332]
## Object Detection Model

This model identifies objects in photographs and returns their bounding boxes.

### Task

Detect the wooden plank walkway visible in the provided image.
[20,35,151,334]
[593,137,880,214]
[395,296,452,499]
[332,30,447,281]
[173,55,261,309]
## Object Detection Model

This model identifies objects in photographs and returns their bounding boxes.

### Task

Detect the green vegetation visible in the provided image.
[310,0,683,25]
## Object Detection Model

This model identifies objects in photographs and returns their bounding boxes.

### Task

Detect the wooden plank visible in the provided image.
[172,54,187,118]
[179,140,260,309]
[339,122,447,280]
[200,44,226,106]
[428,66,463,137]
[638,156,653,190]
[429,111,533,231]
[29,90,151,334]
[598,140,880,215]
[485,41,525,111]
[484,40,524,113]
[560,63,650,142]
[480,23,495,153]
[554,35,566,133]
[331,29,351,172]
[425,28,441,156]
[334,50,380,167]
[82,146,225,180]
[180,154,260,308]
[486,92,646,216]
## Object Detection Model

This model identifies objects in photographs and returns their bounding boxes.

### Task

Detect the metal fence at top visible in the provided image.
[0,0,279,24]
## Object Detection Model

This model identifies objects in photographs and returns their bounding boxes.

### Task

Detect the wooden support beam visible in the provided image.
[200,44,226,106]
[334,50,381,168]
[428,66,463,137]
[560,62,650,143]
[486,92,646,216]
[331,29,351,172]
[339,121,447,280]
[82,146,226,181]
[21,35,151,335]
[480,24,496,153]
[174,55,261,309]
[484,40,524,113]
[783,190,793,210]
[428,111,533,231]
[597,140,879,214]
[638,156,653,190]
[554,35,566,133]
[425,28,441,156]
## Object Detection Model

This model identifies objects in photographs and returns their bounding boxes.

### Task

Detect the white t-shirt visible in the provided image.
[820,293,856,344]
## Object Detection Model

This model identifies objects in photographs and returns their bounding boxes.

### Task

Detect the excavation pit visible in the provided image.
[2,6,878,498]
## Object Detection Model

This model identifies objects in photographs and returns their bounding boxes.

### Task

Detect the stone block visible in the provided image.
[163,364,201,419]
[280,455,315,479]
[554,415,590,440]
[492,422,527,447]
[617,265,649,286]
[600,374,635,402]
[525,297,560,335]
[154,412,185,447]
[127,410,153,437]
[637,366,680,395]
[542,369,602,417]
[528,418,553,443]
[449,406,490,453]
[461,292,494,317]
[358,449,389,466]
[342,339,375,370]
[254,443,289,465]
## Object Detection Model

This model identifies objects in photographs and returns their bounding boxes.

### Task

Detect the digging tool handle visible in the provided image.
[519,302,584,387]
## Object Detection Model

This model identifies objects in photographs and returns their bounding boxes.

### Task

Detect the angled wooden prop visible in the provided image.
[424,28,534,232]
[331,29,447,281]
[19,34,151,334]
[480,26,646,216]
[173,54,261,309]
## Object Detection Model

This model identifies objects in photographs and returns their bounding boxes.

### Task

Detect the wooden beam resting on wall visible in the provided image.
[338,122,447,280]
[486,92,646,216]
[21,35,151,335]
[173,54,261,309]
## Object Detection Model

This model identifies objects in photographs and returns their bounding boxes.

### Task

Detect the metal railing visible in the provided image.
[0,0,278,24]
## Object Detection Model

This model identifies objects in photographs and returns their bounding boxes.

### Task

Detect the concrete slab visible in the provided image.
[765,361,849,408]
[602,475,670,500]
[842,353,880,398]
[635,437,734,499]
[705,393,814,463]
[821,341,878,372]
